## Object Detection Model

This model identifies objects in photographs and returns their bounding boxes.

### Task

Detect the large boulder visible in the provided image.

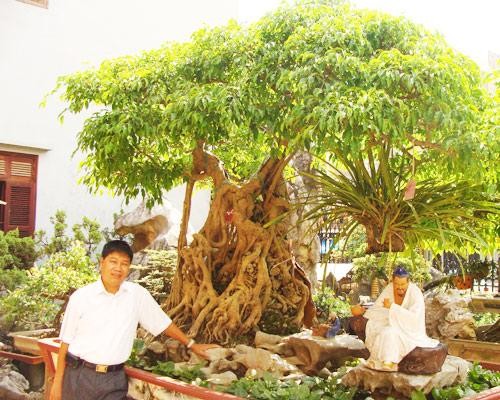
[425,289,476,340]
[286,332,368,375]
[0,362,29,400]
[115,200,193,253]
[342,355,470,397]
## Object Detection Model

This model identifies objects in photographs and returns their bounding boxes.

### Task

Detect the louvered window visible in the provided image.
[11,162,32,177]
[0,151,37,237]
[9,186,31,226]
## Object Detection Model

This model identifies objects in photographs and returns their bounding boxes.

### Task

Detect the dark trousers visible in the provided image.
[62,363,128,400]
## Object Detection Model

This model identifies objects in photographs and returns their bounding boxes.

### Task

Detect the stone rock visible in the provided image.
[233,345,275,371]
[287,151,320,289]
[342,355,471,397]
[115,200,193,253]
[148,341,168,354]
[199,344,299,379]
[425,289,476,340]
[206,371,238,385]
[286,332,369,375]
[0,363,29,400]
[254,331,282,348]
[204,347,236,362]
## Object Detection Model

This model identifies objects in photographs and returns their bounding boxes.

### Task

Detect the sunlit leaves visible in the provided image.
[52,1,496,210]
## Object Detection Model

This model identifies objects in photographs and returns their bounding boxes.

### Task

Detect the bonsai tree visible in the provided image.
[52,2,497,342]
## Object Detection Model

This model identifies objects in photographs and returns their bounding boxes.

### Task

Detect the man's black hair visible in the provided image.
[101,240,133,262]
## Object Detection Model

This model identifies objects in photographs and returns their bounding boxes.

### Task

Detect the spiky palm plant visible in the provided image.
[304,147,499,255]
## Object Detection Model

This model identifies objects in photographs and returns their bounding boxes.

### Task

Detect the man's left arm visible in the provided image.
[137,286,220,359]
[163,323,220,359]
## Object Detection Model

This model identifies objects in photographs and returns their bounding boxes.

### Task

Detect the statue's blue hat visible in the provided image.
[393,266,409,278]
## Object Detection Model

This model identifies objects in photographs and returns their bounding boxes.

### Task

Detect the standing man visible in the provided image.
[363,266,438,372]
[50,240,218,400]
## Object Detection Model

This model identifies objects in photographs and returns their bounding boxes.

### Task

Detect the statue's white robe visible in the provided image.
[364,282,439,366]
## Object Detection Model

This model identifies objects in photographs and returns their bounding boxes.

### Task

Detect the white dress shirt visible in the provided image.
[60,278,172,365]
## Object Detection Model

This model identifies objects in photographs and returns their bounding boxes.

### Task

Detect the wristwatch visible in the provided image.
[186,338,196,349]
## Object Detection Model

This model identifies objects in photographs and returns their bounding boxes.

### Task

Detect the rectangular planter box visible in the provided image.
[37,338,242,400]
[470,296,500,313]
[8,328,55,355]
[0,349,44,365]
[447,338,500,369]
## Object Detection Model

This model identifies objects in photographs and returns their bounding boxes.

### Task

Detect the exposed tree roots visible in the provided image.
[165,143,313,344]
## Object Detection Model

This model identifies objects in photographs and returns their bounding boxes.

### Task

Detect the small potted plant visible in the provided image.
[452,259,492,290]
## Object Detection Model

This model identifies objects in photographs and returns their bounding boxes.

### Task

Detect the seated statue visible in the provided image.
[363,266,439,372]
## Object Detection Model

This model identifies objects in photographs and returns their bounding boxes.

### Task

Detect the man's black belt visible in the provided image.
[66,353,125,373]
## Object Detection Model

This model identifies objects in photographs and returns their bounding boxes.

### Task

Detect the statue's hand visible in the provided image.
[383,298,392,308]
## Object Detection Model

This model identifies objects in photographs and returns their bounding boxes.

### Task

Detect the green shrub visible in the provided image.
[224,372,358,400]
[352,252,431,285]
[313,287,351,323]
[131,249,177,303]
[258,307,301,336]
[0,242,97,330]
[0,268,28,292]
[0,229,36,270]
[35,210,104,259]
[426,363,500,399]
[331,225,367,261]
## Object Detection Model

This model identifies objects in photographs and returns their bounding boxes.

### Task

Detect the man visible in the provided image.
[363,266,438,372]
[50,240,218,400]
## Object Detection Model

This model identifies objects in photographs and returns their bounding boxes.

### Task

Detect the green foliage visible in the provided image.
[36,210,104,259]
[72,216,103,257]
[258,308,301,336]
[427,363,500,400]
[0,229,36,270]
[223,373,358,400]
[352,252,431,285]
[313,287,351,323]
[473,312,498,327]
[0,268,28,292]
[131,249,177,302]
[0,242,97,330]
[36,210,72,255]
[126,339,149,369]
[151,361,206,384]
[461,259,494,279]
[50,1,497,212]
[333,225,367,261]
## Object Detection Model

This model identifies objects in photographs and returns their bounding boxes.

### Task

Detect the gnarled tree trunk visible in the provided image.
[165,142,313,344]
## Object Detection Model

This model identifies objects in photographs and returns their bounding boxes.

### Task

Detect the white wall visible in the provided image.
[0,0,238,233]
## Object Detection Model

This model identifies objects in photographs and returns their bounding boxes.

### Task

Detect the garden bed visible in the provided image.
[446,338,500,370]
[36,336,500,400]
[8,328,55,356]
[37,338,242,400]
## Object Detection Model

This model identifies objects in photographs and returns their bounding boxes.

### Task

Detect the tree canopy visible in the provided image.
[54,1,497,202]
